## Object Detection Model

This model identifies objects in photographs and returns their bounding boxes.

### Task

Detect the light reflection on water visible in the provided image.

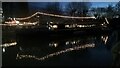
[16,43,95,61]
[101,35,109,44]
[2,33,117,67]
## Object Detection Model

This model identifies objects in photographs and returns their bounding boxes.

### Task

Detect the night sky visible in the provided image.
[28,2,117,8]
[2,2,118,18]
[28,2,117,13]
[27,2,118,15]
[91,2,117,7]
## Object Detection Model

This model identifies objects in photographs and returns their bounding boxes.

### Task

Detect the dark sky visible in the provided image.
[91,2,117,7]
[2,2,118,18]
[27,2,118,15]
[2,2,29,18]
[28,2,117,13]
[28,2,117,9]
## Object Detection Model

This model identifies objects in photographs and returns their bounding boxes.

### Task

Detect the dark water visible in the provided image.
[2,29,120,67]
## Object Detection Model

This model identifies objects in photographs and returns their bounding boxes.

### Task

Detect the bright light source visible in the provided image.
[13,18,15,20]
[49,42,58,47]
[52,25,58,28]
[54,43,58,47]
[3,48,5,52]
[50,22,53,24]
[16,21,20,24]
[66,41,69,45]
[73,41,76,44]
[48,27,51,30]
[65,25,69,28]
[101,24,104,26]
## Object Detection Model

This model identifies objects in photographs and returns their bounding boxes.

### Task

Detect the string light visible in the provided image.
[105,18,109,24]
[2,21,38,26]
[16,43,95,61]
[101,36,109,44]
[0,42,17,48]
[16,12,96,20]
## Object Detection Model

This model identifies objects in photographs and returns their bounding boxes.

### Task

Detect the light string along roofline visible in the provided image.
[15,12,96,20]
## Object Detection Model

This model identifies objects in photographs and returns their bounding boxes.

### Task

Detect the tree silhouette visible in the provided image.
[106,4,114,18]
[45,2,61,14]
[65,2,91,16]
[115,1,120,15]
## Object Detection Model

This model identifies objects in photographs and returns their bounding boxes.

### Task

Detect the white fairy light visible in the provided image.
[0,42,17,48]
[16,12,96,20]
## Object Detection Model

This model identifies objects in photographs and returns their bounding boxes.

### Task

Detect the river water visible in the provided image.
[1,28,120,67]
